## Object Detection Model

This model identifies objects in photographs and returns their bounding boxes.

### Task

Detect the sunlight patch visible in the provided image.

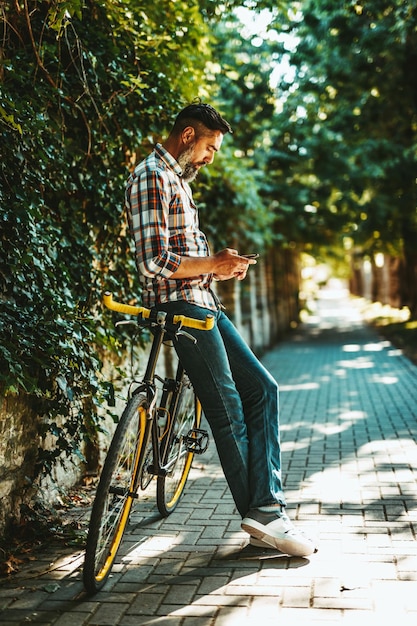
[279,382,320,391]
[370,374,398,385]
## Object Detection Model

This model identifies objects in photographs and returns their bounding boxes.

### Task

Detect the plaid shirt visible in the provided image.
[125,143,217,310]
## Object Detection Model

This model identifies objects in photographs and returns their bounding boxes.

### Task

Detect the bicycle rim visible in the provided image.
[83,393,148,594]
[156,376,201,516]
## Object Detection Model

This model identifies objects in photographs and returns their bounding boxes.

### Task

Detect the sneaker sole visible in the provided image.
[249,536,282,550]
[242,518,317,557]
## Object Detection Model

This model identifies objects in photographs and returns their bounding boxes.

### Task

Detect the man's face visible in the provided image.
[178,130,223,182]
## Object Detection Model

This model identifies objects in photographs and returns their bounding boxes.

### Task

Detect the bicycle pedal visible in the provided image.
[184,428,209,454]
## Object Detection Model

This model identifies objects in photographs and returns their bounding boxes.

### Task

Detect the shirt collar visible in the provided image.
[155,143,182,177]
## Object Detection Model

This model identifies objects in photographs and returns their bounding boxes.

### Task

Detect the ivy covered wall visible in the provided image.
[1,1,295,535]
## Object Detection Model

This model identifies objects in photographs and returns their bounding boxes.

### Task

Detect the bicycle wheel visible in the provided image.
[156,374,201,516]
[83,392,148,594]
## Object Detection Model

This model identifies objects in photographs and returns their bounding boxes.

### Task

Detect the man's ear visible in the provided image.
[182,126,195,144]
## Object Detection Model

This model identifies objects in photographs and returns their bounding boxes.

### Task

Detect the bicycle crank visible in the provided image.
[183,428,209,454]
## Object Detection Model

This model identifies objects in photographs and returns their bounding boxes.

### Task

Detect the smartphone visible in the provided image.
[241,253,259,259]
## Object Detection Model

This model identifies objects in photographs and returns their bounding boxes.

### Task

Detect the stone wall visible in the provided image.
[0,394,39,533]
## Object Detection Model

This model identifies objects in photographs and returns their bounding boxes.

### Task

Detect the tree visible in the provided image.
[269,0,417,314]
[195,12,280,252]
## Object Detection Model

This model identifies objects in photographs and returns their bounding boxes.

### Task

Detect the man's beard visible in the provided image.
[178,144,201,182]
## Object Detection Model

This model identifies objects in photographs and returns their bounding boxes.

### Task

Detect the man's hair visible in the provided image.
[172,102,233,137]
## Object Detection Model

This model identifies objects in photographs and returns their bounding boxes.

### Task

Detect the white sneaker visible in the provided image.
[242,508,317,557]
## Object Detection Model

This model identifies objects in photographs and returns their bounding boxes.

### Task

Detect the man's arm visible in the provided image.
[126,169,182,278]
[172,248,257,281]
[127,167,256,282]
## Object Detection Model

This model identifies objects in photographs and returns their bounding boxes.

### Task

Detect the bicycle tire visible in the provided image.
[156,374,201,517]
[83,392,148,594]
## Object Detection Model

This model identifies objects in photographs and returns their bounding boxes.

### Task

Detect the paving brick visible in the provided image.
[88,602,128,625]
[0,608,61,624]
[2,295,417,625]
[53,613,90,626]
[281,585,312,608]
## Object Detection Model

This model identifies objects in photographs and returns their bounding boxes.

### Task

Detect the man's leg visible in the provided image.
[158,302,317,556]
[215,311,286,510]
[162,303,252,516]
[160,302,285,515]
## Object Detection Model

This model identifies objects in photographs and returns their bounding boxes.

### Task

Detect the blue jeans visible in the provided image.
[159,301,286,517]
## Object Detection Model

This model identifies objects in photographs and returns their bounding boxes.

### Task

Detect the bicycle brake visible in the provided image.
[115,319,138,328]
[175,329,197,344]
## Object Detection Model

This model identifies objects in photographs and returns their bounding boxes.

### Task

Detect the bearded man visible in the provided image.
[124,102,317,556]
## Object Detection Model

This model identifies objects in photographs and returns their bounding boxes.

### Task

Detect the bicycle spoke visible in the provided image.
[157,374,201,516]
[83,393,148,593]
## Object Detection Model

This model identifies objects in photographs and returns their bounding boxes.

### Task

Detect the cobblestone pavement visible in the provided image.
[1,288,417,625]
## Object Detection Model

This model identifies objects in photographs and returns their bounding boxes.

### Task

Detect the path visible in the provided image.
[1,286,417,625]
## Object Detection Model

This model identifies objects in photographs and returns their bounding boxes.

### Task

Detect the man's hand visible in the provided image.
[213,248,257,281]
[171,248,257,280]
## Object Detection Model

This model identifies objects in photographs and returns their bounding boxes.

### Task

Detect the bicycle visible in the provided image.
[83,292,214,594]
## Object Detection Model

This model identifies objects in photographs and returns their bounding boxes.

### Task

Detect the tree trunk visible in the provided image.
[401,248,417,319]
[401,218,417,319]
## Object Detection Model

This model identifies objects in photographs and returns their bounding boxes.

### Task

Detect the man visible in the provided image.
[125,102,317,556]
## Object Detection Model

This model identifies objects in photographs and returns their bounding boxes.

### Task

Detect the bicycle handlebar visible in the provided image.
[103,292,215,331]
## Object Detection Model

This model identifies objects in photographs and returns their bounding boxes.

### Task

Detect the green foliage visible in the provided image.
[198,14,285,251]
[196,145,275,251]
[261,0,417,312]
[0,0,214,475]
[0,0,287,477]
[270,1,417,252]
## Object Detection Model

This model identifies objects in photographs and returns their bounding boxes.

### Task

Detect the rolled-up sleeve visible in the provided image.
[127,169,181,279]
